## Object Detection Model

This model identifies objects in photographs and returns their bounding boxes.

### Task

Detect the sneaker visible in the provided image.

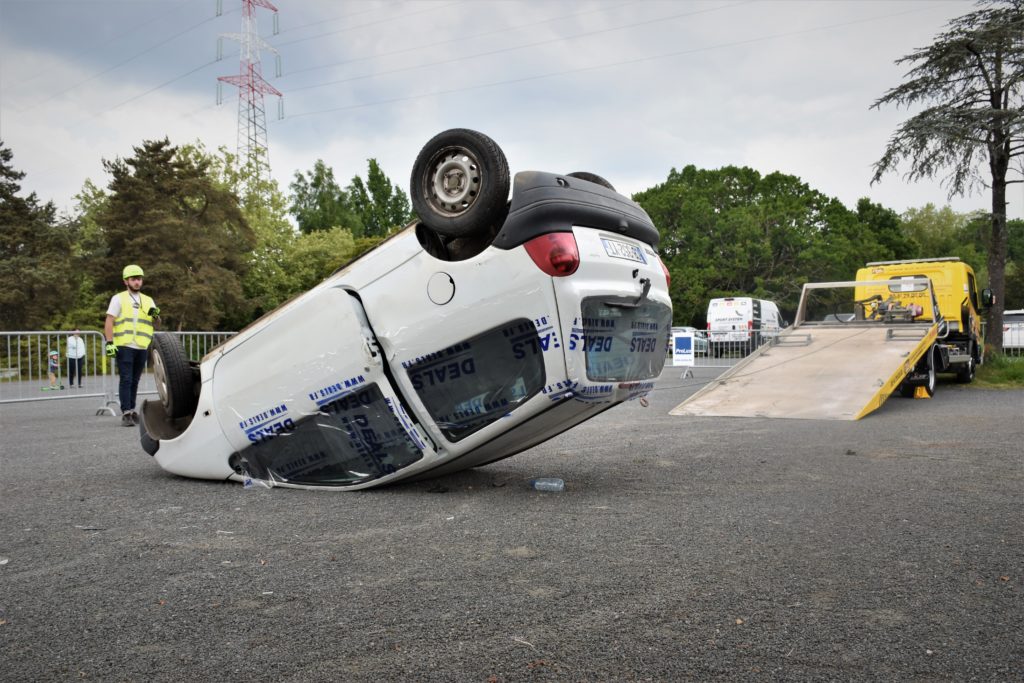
[131,411,141,426]
[121,413,134,427]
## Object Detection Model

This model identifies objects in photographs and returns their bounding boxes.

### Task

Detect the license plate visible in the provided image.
[601,238,646,263]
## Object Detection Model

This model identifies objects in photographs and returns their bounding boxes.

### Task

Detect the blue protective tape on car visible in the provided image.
[310,374,367,407]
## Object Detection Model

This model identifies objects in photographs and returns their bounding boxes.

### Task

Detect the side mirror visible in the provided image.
[981,288,994,309]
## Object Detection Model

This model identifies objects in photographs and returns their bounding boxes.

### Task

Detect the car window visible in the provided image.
[405,319,546,442]
[579,298,672,381]
[235,384,424,487]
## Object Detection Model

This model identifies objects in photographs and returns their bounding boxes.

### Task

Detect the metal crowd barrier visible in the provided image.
[694,333,773,368]
[0,331,235,414]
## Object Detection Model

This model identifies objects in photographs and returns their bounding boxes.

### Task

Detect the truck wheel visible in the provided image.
[923,346,937,397]
[151,333,197,419]
[956,346,976,384]
[410,129,510,238]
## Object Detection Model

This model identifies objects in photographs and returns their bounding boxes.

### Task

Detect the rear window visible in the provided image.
[579,298,672,381]
[405,319,546,442]
[888,275,928,292]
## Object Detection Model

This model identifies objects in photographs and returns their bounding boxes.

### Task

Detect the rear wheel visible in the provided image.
[151,333,197,419]
[956,344,976,383]
[410,129,510,238]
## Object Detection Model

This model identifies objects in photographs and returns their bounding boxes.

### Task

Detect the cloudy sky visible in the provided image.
[1,0,1021,222]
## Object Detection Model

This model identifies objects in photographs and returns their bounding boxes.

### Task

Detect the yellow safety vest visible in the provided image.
[113,291,156,349]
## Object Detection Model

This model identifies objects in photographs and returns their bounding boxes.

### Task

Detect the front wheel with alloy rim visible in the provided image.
[151,332,197,419]
[410,128,510,238]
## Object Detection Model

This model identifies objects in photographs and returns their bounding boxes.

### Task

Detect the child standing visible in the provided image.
[46,349,64,390]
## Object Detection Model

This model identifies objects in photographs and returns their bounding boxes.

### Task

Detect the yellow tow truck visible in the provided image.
[855,258,992,390]
[671,258,993,421]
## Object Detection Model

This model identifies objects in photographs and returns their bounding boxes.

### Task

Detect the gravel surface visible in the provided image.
[1,368,1021,681]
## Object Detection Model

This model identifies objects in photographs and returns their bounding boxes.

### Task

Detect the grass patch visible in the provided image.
[975,353,1024,388]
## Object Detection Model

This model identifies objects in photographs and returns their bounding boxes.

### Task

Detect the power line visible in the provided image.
[284,1,638,77]
[286,0,750,94]
[283,4,948,121]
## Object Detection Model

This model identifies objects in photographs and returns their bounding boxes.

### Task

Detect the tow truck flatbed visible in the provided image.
[671,280,942,421]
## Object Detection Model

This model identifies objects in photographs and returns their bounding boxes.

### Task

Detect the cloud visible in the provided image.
[0,0,1020,223]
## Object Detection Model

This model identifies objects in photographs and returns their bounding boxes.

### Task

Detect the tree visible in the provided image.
[634,165,886,325]
[288,160,362,235]
[855,198,917,260]
[347,158,413,237]
[97,138,256,330]
[900,204,987,271]
[0,142,76,330]
[871,0,1024,351]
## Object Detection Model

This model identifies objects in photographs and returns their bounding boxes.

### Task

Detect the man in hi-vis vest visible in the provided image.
[104,264,160,427]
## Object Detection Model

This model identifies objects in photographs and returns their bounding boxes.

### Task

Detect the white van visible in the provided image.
[706,297,783,356]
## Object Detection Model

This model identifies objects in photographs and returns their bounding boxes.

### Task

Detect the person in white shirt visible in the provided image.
[66,329,86,388]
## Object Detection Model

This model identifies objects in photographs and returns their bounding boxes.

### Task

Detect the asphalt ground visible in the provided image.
[1,368,1021,682]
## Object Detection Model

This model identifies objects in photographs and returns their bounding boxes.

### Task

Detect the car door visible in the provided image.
[356,243,569,456]
[209,285,436,488]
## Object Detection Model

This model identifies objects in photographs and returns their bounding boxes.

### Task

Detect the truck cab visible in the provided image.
[854,258,991,383]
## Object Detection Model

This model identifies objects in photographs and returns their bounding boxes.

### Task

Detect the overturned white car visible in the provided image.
[140,129,672,489]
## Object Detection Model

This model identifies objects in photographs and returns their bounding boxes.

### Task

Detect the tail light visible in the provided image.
[659,257,670,289]
[747,321,753,329]
[524,233,579,276]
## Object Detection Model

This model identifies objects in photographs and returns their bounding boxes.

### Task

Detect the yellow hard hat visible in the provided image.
[122,264,144,279]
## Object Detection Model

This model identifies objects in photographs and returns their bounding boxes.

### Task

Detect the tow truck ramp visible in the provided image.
[671,280,941,421]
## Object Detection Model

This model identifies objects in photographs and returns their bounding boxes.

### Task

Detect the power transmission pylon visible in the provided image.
[216,0,283,188]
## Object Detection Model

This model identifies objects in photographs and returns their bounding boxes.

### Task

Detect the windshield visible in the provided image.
[234,383,424,487]
[579,298,671,381]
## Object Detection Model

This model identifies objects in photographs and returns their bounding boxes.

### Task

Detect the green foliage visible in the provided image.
[855,198,916,260]
[1004,255,1024,309]
[347,159,413,237]
[95,138,256,330]
[899,204,986,272]
[871,0,1024,349]
[289,160,362,235]
[634,165,886,326]
[0,142,76,330]
[974,353,1024,387]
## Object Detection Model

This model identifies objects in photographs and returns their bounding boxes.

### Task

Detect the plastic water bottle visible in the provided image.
[530,477,565,492]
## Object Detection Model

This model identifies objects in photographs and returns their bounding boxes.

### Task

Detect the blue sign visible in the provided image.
[672,333,694,366]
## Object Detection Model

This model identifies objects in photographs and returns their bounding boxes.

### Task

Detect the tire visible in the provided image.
[956,343,975,384]
[923,345,937,397]
[899,345,938,398]
[567,171,615,191]
[151,332,197,419]
[410,129,510,238]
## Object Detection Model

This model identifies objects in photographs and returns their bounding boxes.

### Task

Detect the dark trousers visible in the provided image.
[116,347,149,413]
[68,357,85,386]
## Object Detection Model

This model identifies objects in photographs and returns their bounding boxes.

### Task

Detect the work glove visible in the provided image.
[105,342,117,358]
[148,305,160,317]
